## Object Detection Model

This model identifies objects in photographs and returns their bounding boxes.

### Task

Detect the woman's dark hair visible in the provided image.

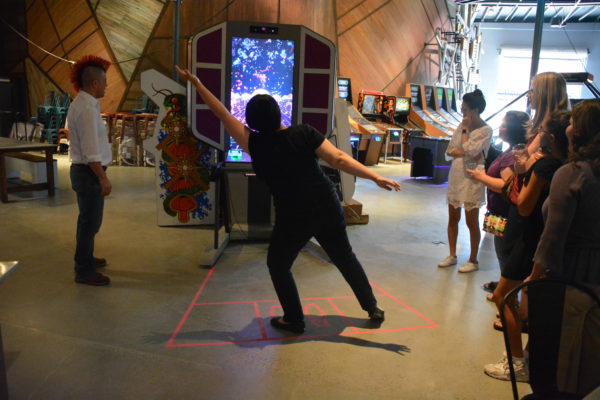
[462,89,486,114]
[503,110,530,146]
[569,99,600,177]
[543,110,571,160]
[245,94,281,133]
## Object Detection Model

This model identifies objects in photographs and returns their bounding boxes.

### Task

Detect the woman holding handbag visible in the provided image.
[475,111,570,382]
[468,111,530,296]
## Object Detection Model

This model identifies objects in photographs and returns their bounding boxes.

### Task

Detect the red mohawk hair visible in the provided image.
[69,55,111,92]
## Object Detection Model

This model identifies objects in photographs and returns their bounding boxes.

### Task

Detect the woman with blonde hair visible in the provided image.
[526,71,570,151]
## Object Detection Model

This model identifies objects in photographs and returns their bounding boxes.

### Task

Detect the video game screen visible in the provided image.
[361,94,377,115]
[395,97,410,114]
[227,36,295,162]
[437,88,444,108]
[337,78,351,100]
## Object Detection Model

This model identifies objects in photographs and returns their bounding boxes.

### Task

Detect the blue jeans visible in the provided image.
[267,197,377,323]
[70,164,104,279]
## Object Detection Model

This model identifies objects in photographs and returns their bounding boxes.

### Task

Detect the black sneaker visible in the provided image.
[368,307,385,321]
[270,317,305,334]
[75,272,110,286]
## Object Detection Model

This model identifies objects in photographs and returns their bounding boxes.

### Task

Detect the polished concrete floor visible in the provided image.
[0,155,530,399]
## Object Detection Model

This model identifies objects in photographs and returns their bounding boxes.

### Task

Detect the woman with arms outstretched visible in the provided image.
[176,66,400,334]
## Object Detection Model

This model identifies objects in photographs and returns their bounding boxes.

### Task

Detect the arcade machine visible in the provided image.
[405,84,452,183]
[405,83,451,137]
[430,86,459,129]
[388,96,423,162]
[436,86,462,125]
[350,91,386,165]
[189,22,336,243]
[423,85,456,132]
[445,87,463,122]
[371,95,412,162]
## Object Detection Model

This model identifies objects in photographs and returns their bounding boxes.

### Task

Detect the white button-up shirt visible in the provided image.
[66,90,112,166]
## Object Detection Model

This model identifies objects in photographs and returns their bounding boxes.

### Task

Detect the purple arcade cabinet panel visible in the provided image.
[190,23,226,151]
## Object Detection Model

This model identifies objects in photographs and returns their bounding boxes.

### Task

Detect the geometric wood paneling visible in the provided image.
[26,0,61,63]
[24,57,62,117]
[45,0,91,40]
[23,0,448,115]
[95,0,164,80]
[280,0,336,44]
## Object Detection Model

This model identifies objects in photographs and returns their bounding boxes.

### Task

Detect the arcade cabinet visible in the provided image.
[189,21,336,241]
[435,86,461,125]
[405,83,452,137]
[423,85,455,132]
[350,91,386,165]
[405,84,452,183]
[445,87,463,122]
[428,86,458,129]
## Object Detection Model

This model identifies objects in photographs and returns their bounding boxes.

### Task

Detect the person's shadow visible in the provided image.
[145,315,410,355]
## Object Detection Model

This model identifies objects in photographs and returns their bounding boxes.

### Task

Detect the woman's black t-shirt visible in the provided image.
[248,124,338,215]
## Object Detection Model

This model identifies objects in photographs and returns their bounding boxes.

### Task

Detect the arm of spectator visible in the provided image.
[462,126,492,159]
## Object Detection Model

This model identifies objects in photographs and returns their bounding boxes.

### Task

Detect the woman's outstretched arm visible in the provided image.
[315,139,400,191]
[176,66,250,153]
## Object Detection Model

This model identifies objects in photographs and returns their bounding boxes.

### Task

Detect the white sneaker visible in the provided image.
[437,256,457,268]
[458,261,479,273]
[484,356,529,382]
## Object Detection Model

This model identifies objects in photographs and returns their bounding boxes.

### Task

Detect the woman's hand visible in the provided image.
[175,65,198,84]
[466,167,486,181]
[374,176,401,191]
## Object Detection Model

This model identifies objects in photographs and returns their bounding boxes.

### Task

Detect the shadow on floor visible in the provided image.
[144,316,411,355]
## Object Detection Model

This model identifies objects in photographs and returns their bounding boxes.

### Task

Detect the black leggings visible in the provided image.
[267,200,377,323]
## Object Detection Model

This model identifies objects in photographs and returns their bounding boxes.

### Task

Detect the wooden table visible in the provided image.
[0,261,19,399]
[0,137,56,203]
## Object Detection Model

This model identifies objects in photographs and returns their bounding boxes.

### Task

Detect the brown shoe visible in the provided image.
[75,272,110,286]
[94,257,107,268]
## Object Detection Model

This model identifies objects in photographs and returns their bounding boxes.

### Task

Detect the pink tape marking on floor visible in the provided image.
[167,268,437,347]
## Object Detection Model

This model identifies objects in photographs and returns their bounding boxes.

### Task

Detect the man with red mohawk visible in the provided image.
[66,55,112,286]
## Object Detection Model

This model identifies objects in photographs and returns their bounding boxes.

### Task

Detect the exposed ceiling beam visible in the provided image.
[506,5,518,21]
[578,5,597,20]
[560,0,581,24]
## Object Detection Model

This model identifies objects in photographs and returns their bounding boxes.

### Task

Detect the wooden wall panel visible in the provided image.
[95,0,164,80]
[227,0,278,23]
[46,32,125,111]
[26,0,60,63]
[279,0,336,44]
[336,0,363,18]
[38,44,65,72]
[45,0,92,40]
[23,0,448,115]
[338,0,448,100]
[24,57,62,116]
[61,18,97,53]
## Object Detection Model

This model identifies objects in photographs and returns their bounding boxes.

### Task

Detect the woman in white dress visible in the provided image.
[438,89,493,272]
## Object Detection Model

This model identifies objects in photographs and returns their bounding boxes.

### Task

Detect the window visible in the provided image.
[488,47,588,128]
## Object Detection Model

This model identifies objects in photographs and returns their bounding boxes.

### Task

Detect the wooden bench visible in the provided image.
[0,138,57,202]
[5,152,58,186]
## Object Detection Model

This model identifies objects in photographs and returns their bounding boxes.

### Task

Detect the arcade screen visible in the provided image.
[337,77,352,103]
[437,88,444,108]
[395,97,410,114]
[361,94,378,115]
[228,36,295,162]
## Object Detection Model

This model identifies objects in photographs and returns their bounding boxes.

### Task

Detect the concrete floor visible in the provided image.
[0,155,530,399]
